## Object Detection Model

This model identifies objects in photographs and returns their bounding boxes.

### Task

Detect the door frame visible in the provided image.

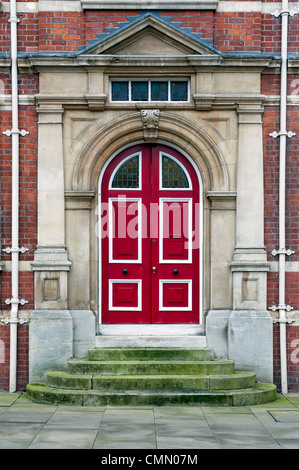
[98,141,204,330]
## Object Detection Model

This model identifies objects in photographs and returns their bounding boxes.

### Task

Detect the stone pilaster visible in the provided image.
[232,104,270,310]
[229,104,273,382]
[31,102,71,310]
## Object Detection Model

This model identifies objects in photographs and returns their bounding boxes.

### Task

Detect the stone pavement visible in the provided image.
[0,392,299,449]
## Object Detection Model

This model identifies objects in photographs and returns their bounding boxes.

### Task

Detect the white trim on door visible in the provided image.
[108,279,142,311]
[108,197,142,264]
[159,279,192,311]
[159,197,192,264]
[98,141,204,329]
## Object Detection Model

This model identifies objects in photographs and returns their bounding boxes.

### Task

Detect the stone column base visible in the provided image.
[29,309,96,381]
[31,245,72,310]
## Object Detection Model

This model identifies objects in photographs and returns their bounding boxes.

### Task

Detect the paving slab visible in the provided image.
[269,410,299,423]
[45,409,104,429]
[275,439,299,449]
[251,407,299,443]
[0,405,56,423]
[216,434,281,449]
[154,415,214,439]
[94,408,157,449]
[251,395,298,409]
[28,428,99,449]
[94,434,157,449]
[0,422,44,449]
[0,392,21,407]
[286,395,299,407]
[0,392,297,449]
[156,436,220,449]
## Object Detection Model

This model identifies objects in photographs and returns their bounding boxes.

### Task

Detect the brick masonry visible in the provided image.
[0,325,29,391]
[0,70,38,390]
[0,3,298,392]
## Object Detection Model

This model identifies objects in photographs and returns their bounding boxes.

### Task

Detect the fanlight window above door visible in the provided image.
[161,154,190,189]
[110,154,140,189]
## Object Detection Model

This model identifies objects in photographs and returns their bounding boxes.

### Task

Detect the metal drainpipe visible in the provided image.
[2,0,29,393]
[278,2,289,396]
[269,0,296,395]
[8,0,20,394]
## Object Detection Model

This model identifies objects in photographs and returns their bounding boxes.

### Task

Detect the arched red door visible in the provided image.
[100,144,200,324]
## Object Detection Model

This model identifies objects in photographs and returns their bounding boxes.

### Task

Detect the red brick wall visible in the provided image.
[214,12,262,51]
[38,12,85,52]
[0,74,38,390]
[162,10,214,41]
[0,325,29,391]
[274,325,299,393]
[261,13,281,54]
[0,12,11,52]
[263,65,299,392]
[0,8,296,54]
[0,85,38,309]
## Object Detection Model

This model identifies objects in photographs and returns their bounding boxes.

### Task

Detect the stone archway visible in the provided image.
[69,110,233,334]
[71,110,230,193]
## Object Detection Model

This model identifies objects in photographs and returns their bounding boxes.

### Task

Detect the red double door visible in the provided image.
[101,144,200,324]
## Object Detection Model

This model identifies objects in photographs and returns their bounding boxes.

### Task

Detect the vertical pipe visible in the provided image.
[9,0,20,393]
[278,0,289,395]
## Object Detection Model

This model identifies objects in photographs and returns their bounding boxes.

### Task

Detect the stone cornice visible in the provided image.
[0,1,293,14]
[80,0,219,10]
[34,91,267,112]
[193,93,266,111]
[12,54,277,73]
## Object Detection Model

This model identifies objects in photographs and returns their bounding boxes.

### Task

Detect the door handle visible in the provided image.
[152,267,157,273]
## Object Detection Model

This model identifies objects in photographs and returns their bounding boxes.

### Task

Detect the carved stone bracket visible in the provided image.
[141,109,160,141]
[85,94,107,111]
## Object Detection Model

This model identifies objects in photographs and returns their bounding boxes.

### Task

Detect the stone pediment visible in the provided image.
[79,13,219,56]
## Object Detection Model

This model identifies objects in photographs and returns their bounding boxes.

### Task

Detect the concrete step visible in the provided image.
[26,383,277,407]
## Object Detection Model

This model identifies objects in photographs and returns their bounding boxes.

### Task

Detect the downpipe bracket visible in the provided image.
[272,316,295,325]
[4,298,29,306]
[269,130,296,139]
[8,16,20,24]
[2,129,29,137]
[271,248,295,257]
[2,247,29,254]
[0,317,28,325]
[269,304,294,313]
[272,7,299,17]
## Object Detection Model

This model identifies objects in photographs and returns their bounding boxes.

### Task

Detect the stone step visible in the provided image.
[26,383,277,407]
[95,335,206,349]
[67,359,235,376]
[88,347,214,362]
[46,370,256,391]
[26,345,277,407]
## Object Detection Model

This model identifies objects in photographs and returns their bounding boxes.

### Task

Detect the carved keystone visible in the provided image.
[141,109,160,141]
